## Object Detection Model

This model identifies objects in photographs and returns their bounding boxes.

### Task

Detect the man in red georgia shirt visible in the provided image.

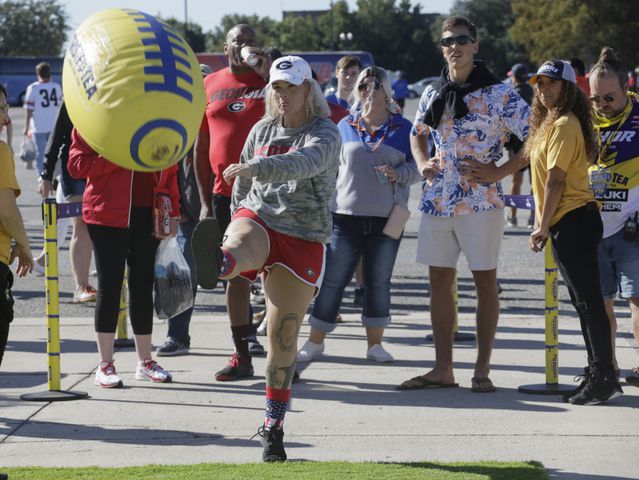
[194,24,271,381]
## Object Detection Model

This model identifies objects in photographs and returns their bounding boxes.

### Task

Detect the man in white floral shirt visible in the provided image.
[398,16,530,393]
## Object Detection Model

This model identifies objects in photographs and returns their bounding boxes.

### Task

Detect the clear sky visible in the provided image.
[63,0,455,31]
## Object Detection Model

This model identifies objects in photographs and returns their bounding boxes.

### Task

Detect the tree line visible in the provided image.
[1,0,637,82]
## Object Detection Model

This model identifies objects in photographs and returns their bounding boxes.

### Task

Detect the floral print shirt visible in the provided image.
[413,82,530,216]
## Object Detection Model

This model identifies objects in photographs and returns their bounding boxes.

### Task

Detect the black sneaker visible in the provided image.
[353,286,365,307]
[157,338,190,357]
[254,425,287,462]
[192,218,223,289]
[562,367,590,403]
[568,370,623,405]
[215,352,254,381]
[248,335,266,356]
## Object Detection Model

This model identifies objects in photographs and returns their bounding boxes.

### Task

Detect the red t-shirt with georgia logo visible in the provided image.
[201,68,266,198]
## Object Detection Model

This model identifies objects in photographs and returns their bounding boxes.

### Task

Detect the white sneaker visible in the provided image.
[94,361,123,388]
[296,340,324,363]
[256,315,268,336]
[135,358,173,383]
[366,344,394,363]
[73,285,97,304]
[33,260,45,275]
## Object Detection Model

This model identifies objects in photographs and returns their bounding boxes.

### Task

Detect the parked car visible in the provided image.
[408,76,439,98]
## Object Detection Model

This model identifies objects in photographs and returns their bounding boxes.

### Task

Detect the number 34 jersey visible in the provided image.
[23,80,63,133]
[590,95,639,238]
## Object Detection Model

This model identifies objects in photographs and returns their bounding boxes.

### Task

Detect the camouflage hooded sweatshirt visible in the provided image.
[232,115,341,243]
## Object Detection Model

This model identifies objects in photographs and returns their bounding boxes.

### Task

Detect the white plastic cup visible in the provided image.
[241,46,259,66]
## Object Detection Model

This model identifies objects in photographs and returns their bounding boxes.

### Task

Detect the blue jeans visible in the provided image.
[166,219,198,344]
[598,227,639,299]
[34,132,50,174]
[310,213,401,333]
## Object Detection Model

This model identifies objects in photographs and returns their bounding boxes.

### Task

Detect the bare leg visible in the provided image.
[220,218,269,280]
[133,334,153,361]
[400,266,456,386]
[472,268,499,379]
[604,297,618,370]
[96,332,116,363]
[629,298,639,369]
[308,328,327,344]
[365,326,384,348]
[69,194,92,289]
[265,265,315,390]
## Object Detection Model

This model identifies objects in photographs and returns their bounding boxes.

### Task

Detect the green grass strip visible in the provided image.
[4,461,547,479]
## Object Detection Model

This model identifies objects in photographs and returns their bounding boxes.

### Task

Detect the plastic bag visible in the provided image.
[153,237,193,319]
[19,135,36,163]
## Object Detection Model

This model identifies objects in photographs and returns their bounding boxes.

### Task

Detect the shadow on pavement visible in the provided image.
[0,417,310,449]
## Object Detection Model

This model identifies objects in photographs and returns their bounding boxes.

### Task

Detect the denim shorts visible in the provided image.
[60,162,86,199]
[598,228,639,299]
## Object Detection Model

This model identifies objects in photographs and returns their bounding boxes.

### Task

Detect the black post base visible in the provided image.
[426,332,476,343]
[21,390,89,402]
[518,383,574,395]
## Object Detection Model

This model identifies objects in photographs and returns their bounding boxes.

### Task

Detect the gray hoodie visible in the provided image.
[232,115,341,243]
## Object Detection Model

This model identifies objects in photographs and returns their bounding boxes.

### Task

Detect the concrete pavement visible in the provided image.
[1,311,638,479]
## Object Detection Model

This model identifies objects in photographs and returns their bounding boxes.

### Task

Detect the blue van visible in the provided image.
[0,57,64,105]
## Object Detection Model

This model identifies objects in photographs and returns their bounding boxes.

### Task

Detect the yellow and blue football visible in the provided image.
[63,8,205,171]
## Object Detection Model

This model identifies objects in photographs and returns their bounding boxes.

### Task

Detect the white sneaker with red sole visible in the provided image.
[94,361,123,388]
[135,358,173,383]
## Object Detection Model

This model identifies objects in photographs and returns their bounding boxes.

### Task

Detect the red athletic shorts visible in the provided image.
[232,208,326,289]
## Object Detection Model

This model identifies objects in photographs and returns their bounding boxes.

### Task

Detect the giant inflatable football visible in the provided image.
[63,9,205,171]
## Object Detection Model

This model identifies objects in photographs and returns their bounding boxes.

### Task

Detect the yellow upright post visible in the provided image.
[43,199,60,391]
[21,199,88,402]
[518,243,572,395]
[544,245,559,384]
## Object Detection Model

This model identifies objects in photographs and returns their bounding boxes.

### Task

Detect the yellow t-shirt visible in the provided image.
[0,141,21,265]
[530,113,595,227]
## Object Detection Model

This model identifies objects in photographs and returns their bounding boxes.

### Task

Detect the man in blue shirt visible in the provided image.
[325,55,362,109]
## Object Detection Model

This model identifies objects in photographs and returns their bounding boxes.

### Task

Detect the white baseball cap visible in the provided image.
[529,59,576,85]
[269,56,312,86]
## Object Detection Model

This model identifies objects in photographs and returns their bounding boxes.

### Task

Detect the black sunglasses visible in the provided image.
[589,94,616,104]
[357,80,382,92]
[440,34,475,48]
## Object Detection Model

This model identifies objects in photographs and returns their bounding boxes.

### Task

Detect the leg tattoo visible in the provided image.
[274,313,300,353]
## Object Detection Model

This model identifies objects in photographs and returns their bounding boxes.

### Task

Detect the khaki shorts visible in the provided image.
[416,208,504,271]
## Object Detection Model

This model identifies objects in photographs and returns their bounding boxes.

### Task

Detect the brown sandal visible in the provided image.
[471,376,496,393]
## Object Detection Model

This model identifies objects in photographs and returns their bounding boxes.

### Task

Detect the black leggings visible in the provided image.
[88,208,159,335]
[0,262,14,367]
[550,203,614,371]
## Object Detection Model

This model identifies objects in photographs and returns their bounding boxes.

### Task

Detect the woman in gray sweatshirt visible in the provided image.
[296,66,420,365]
[191,56,340,463]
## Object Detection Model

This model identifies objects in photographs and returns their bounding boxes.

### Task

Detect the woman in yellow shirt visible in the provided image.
[0,84,33,366]
[527,60,622,405]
